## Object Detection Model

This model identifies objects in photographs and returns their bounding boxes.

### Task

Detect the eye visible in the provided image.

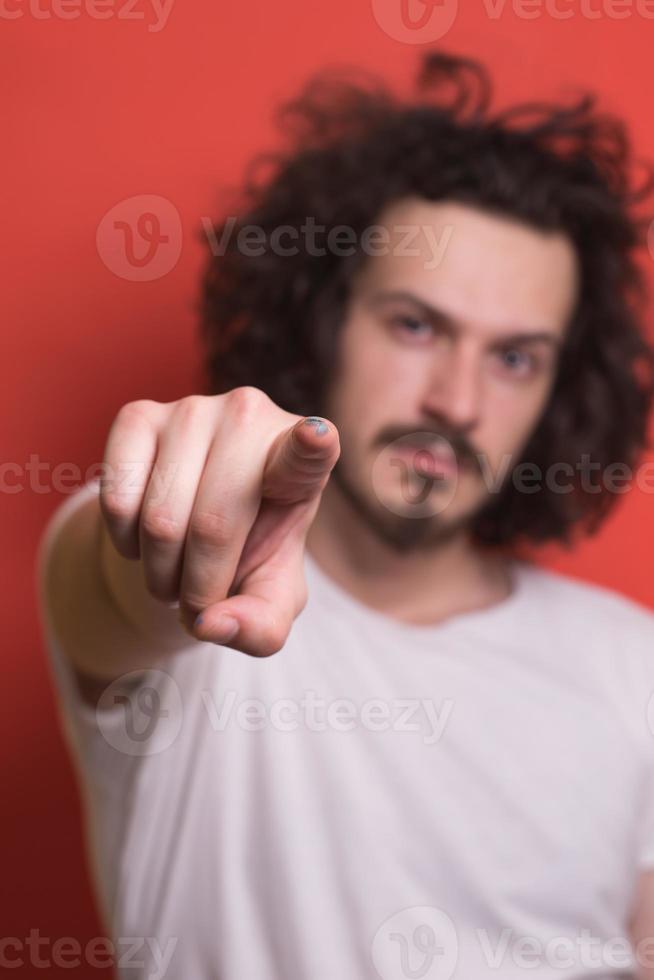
[391,314,434,340]
[496,347,537,377]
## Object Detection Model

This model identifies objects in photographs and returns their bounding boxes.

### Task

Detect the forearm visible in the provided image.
[42,490,199,688]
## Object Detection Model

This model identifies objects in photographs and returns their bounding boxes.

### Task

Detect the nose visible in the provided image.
[421,343,482,433]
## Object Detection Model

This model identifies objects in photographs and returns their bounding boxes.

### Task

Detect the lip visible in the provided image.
[388,444,460,479]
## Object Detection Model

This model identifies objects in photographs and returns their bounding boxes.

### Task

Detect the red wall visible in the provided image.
[4,1,654,974]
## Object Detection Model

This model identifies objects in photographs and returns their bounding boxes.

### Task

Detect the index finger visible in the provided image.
[262,415,340,504]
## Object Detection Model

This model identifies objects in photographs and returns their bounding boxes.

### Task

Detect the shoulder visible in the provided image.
[523,562,654,637]
[520,562,654,705]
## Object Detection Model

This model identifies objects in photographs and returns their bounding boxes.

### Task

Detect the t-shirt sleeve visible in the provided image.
[36,481,124,776]
[636,690,654,870]
[619,607,654,872]
[637,779,654,869]
[35,480,192,926]
[588,588,654,874]
[35,479,182,785]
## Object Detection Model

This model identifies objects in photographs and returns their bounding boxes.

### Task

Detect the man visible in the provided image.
[38,51,654,979]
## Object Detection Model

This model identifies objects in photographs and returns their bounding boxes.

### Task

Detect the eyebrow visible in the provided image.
[366,289,564,349]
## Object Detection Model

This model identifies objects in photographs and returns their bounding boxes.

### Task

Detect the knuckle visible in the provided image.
[226,385,270,417]
[188,509,232,548]
[116,399,160,427]
[172,394,209,424]
[99,490,134,526]
[179,592,208,615]
[141,508,184,545]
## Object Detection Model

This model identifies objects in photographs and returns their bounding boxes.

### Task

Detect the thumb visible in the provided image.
[190,528,309,657]
[262,415,340,504]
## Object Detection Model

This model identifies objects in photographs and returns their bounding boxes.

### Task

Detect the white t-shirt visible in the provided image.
[36,480,654,980]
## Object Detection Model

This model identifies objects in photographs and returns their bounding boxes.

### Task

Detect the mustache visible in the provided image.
[374,424,482,474]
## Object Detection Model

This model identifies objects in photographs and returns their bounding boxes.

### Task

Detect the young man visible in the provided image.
[38,52,654,979]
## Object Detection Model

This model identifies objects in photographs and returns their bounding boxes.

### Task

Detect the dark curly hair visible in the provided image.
[199,51,654,550]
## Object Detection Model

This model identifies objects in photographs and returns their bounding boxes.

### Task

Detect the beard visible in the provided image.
[329,455,480,555]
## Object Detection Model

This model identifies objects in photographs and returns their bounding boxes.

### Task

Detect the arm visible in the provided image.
[42,487,198,706]
[41,389,340,708]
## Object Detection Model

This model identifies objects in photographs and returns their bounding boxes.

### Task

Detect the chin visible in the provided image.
[358,491,477,553]
[370,510,473,554]
[332,460,483,551]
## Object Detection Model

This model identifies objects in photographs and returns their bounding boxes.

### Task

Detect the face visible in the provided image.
[322,197,579,552]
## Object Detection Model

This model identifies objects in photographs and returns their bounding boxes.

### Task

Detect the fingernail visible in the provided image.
[303,416,329,436]
[200,613,239,642]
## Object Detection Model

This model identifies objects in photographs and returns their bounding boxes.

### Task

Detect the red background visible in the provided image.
[4,1,654,974]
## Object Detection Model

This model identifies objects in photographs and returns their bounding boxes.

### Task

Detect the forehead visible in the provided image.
[353,197,579,336]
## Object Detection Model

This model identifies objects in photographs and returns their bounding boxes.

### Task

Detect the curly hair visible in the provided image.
[199,51,654,550]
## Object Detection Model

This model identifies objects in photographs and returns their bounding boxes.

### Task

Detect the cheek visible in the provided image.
[334,322,409,416]
[329,358,378,427]
[481,385,551,466]
[355,331,433,408]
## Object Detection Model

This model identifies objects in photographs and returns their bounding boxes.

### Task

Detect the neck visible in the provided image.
[305,480,513,627]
